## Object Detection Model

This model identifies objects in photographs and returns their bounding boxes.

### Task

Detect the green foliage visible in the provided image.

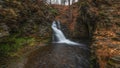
[0,35,35,58]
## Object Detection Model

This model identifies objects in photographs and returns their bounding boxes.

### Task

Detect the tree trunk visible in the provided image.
[72,0,75,4]
[50,0,51,4]
[68,0,73,23]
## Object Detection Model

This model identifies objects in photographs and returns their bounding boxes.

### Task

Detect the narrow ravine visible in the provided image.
[23,21,91,68]
[0,0,119,68]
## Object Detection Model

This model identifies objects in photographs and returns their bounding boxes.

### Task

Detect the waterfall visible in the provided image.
[51,21,79,45]
[46,0,78,5]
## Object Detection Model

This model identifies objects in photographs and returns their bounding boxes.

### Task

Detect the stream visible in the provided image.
[23,21,90,68]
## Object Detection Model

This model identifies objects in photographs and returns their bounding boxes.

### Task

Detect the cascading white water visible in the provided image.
[57,21,61,29]
[46,0,78,5]
[52,21,79,45]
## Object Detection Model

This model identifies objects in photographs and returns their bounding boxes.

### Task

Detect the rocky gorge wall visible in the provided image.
[0,0,55,38]
[76,0,120,68]
[0,0,119,68]
[91,0,120,68]
[0,0,56,66]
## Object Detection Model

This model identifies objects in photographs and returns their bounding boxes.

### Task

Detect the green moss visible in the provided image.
[0,35,36,58]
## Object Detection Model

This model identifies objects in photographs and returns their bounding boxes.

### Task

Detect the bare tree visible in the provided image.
[61,0,66,5]
[68,0,73,22]
[68,0,70,6]
[72,0,75,4]
[50,0,51,4]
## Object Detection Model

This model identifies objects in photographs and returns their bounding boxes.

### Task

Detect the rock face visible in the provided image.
[74,0,120,68]
[86,0,120,68]
[0,0,55,38]
[76,1,99,39]
[0,1,56,66]
[52,4,91,39]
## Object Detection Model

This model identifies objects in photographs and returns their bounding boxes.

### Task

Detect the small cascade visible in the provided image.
[51,21,79,45]
[57,20,61,29]
[46,0,78,5]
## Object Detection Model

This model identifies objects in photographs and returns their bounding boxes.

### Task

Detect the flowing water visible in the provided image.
[23,21,90,68]
[46,0,78,5]
[52,21,79,45]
